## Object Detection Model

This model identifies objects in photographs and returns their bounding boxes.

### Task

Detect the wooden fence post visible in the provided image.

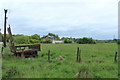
[76,47,79,62]
[21,49,25,58]
[78,49,81,63]
[48,50,50,62]
[1,47,3,54]
[76,47,81,63]
[114,52,117,63]
[4,9,7,47]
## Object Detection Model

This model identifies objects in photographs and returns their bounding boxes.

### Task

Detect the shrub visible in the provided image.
[48,33,60,40]
[29,39,40,43]
[30,34,41,40]
[14,35,30,44]
[64,39,72,43]
[3,67,20,78]
[41,39,52,43]
[118,39,120,44]
[77,37,96,44]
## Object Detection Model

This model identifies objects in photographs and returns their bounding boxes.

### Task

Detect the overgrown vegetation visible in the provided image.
[41,39,52,43]
[1,34,119,44]
[13,35,30,44]
[48,33,60,40]
[2,43,118,78]
[64,39,72,43]
[76,37,96,44]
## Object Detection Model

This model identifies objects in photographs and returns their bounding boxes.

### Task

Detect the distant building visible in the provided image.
[69,37,76,42]
[41,35,58,40]
[52,40,64,44]
[41,35,64,44]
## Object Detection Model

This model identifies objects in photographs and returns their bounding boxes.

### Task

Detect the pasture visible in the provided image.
[2,43,118,78]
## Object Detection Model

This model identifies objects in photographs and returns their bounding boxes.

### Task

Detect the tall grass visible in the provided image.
[2,43,118,78]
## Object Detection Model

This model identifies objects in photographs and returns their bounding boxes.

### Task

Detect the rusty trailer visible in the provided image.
[7,26,41,58]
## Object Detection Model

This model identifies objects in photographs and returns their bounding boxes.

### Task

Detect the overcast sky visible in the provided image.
[0,0,119,40]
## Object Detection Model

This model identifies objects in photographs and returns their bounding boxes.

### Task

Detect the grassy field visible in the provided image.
[2,43,118,78]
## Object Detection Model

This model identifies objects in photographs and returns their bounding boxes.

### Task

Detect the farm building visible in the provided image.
[52,40,64,44]
[41,35,64,43]
[42,35,58,40]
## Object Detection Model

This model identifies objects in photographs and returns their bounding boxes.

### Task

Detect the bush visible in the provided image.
[14,35,30,44]
[77,37,96,44]
[48,33,60,40]
[11,34,41,44]
[64,39,72,43]
[118,39,120,44]
[30,34,41,40]
[41,39,52,43]
[3,67,20,78]
[29,39,40,43]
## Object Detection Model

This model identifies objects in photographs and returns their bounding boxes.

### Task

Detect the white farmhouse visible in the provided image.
[52,40,64,44]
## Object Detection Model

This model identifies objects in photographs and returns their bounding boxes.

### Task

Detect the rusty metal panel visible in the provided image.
[7,26,41,58]
[28,44,40,51]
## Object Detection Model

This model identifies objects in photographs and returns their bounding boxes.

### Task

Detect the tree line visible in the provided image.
[1,33,120,44]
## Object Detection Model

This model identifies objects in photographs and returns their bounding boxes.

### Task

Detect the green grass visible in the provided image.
[2,43,118,78]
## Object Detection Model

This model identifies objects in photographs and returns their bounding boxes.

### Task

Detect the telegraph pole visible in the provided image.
[4,9,7,47]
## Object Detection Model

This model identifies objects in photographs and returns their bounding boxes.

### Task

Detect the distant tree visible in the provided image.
[29,39,40,43]
[96,40,106,43]
[30,34,41,40]
[77,37,96,44]
[61,37,65,40]
[76,38,83,44]
[48,33,56,36]
[2,34,9,42]
[64,39,72,43]
[48,33,60,40]
[113,39,117,41]
[61,37,69,40]
[14,34,24,36]
[41,39,52,43]
[28,34,41,43]
[112,39,118,43]
[118,39,120,44]
[13,35,30,44]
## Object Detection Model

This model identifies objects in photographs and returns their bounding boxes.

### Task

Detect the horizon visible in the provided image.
[0,0,118,40]
[0,32,118,40]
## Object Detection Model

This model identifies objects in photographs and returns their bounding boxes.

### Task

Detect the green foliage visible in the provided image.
[3,67,20,78]
[9,34,41,44]
[113,39,117,42]
[30,34,41,40]
[3,43,118,78]
[13,35,30,44]
[61,37,69,40]
[118,39,120,44]
[29,34,41,43]
[96,40,107,43]
[76,37,96,44]
[48,33,56,36]
[64,39,72,43]
[48,33,60,40]
[61,37,66,40]
[96,39,119,43]
[41,39,52,43]
[29,39,40,43]
[2,34,9,42]
[112,39,120,44]
[61,37,74,43]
